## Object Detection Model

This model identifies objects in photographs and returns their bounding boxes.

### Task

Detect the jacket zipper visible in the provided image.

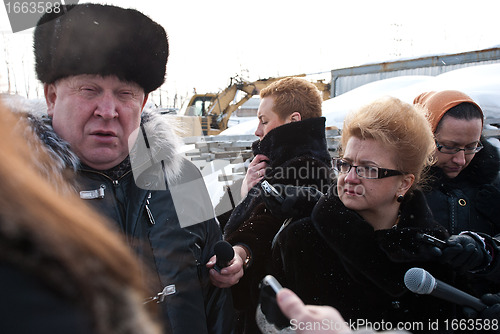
[78,169,132,199]
[79,169,155,224]
[79,168,132,185]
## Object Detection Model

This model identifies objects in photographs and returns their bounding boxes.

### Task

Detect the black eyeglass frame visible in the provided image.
[333,158,404,179]
[435,140,483,155]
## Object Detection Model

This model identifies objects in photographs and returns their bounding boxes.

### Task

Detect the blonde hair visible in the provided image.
[0,100,160,334]
[341,96,435,188]
[260,77,322,120]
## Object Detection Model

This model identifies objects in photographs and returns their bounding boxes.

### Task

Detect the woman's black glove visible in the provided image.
[462,293,500,322]
[440,234,491,273]
[480,293,500,320]
[258,280,289,330]
[261,184,323,219]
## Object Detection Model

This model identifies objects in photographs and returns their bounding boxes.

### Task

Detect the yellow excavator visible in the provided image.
[174,74,331,136]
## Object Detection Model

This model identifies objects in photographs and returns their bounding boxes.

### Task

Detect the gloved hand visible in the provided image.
[480,293,500,320]
[261,184,323,219]
[258,281,289,330]
[462,293,500,320]
[376,229,443,262]
[440,234,489,273]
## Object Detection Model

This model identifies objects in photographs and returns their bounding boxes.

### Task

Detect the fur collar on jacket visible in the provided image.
[311,187,448,247]
[310,187,449,296]
[252,117,332,168]
[224,118,333,235]
[24,108,184,185]
[428,137,500,187]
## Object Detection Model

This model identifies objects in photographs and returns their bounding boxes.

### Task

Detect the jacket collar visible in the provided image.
[129,111,184,186]
[251,117,331,168]
[311,186,443,245]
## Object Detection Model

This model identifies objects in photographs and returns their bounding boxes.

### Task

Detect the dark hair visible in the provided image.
[436,102,483,132]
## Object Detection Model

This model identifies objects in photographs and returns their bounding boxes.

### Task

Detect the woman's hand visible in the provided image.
[241,154,270,198]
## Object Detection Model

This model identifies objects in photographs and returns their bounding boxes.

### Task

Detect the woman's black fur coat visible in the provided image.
[271,185,456,333]
[224,117,333,333]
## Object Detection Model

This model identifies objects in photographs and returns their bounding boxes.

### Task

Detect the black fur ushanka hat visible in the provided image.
[34,3,168,93]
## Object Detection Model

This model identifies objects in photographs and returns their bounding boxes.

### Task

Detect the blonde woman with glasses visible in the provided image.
[264,96,458,333]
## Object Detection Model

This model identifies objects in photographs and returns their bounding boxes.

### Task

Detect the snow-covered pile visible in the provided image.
[222,63,500,135]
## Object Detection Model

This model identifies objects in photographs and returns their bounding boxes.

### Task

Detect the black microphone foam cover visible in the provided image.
[213,240,235,273]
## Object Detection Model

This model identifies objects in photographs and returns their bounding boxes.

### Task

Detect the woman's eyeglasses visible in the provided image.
[435,141,483,155]
[333,158,404,179]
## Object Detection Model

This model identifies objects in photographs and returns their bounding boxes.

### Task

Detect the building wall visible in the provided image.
[330,47,500,97]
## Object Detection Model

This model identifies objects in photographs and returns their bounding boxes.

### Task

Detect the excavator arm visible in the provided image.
[206,74,330,134]
[178,74,331,136]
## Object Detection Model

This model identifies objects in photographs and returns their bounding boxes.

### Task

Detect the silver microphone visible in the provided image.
[404,267,486,311]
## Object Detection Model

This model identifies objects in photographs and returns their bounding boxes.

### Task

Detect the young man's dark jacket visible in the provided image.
[224,117,333,333]
[26,109,234,334]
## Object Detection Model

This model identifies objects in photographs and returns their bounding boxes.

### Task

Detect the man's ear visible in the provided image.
[141,93,149,112]
[44,83,57,116]
[289,111,301,122]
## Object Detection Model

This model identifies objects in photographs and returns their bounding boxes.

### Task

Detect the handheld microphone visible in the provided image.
[213,240,234,273]
[404,267,486,311]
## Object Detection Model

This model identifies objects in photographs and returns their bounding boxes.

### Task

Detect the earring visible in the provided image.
[397,195,404,203]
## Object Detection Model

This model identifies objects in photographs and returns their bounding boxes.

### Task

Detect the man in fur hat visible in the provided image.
[31,4,234,334]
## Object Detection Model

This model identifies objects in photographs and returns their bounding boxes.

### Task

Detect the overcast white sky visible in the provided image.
[1,0,500,107]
